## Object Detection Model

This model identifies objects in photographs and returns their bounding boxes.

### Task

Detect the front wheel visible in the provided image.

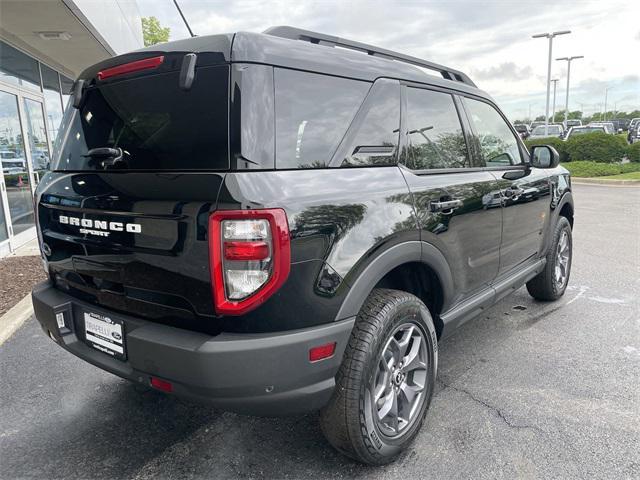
[320,289,437,465]
[527,216,573,301]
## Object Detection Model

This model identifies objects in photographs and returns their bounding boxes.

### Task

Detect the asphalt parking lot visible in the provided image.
[1,183,639,479]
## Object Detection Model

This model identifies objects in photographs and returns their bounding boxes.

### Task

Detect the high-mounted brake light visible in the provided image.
[97,55,164,80]
[209,209,290,315]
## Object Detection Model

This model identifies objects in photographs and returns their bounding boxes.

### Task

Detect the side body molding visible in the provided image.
[335,241,454,321]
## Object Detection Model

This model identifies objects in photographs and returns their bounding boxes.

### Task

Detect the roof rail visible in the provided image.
[263,26,476,88]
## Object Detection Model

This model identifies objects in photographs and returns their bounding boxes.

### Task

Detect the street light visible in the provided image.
[556,55,584,126]
[532,30,571,135]
[604,86,613,121]
[551,79,559,122]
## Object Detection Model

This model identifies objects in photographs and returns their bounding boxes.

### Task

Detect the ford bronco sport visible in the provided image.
[32,26,574,465]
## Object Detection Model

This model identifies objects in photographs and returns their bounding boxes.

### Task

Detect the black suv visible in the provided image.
[31,27,574,465]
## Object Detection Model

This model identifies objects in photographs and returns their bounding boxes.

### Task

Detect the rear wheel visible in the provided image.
[527,216,572,301]
[320,289,437,465]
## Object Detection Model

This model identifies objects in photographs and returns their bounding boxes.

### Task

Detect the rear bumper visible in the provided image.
[31,281,354,415]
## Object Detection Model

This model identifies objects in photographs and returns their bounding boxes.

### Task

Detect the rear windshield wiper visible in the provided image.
[83,147,129,170]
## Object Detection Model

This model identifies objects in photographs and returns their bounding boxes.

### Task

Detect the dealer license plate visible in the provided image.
[83,312,126,361]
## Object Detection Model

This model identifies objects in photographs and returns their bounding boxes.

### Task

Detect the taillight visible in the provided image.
[97,55,164,80]
[209,209,290,315]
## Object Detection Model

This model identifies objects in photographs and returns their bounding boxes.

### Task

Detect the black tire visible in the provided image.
[319,289,437,465]
[526,216,572,301]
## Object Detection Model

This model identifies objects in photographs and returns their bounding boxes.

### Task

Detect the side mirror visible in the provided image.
[530,145,560,169]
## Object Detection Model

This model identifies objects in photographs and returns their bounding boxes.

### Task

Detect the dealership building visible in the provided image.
[0,0,143,257]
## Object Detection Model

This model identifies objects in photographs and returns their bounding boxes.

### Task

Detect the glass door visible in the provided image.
[0,86,52,252]
[0,89,35,248]
[22,96,50,188]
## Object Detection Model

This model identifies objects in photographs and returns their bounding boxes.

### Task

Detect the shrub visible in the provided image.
[627,142,640,162]
[564,132,628,163]
[524,136,569,162]
[563,161,640,177]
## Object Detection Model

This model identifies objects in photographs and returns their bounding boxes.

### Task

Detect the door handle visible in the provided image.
[430,199,464,214]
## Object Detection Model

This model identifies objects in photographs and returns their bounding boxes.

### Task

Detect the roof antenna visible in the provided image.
[172,0,195,38]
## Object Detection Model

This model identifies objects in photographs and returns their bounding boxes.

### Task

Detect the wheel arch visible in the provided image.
[335,241,454,338]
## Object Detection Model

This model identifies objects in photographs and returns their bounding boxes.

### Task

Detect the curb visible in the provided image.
[0,294,33,345]
[573,178,640,186]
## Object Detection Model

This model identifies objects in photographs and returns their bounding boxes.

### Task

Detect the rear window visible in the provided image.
[52,65,229,171]
[274,69,369,169]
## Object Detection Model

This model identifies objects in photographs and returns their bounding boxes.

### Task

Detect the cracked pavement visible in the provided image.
[1,183,639,479]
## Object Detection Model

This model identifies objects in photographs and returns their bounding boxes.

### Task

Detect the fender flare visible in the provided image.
[542,190,574,255]
[335,241,454,321]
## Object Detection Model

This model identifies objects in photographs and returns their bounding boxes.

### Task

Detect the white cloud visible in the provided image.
[138,0,640,119]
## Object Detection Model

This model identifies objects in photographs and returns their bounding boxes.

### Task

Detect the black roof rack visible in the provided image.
[264,26,476,88]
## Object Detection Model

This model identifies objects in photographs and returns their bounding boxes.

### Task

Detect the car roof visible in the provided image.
[99,28,489,98]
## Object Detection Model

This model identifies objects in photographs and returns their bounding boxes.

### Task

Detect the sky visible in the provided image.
[137,0,640,121]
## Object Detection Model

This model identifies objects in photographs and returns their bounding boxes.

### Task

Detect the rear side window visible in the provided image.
[52,65,229,171]
[341,82,400,167]
[274,69,368,169]
[404,88,469,170]
[463,98,522,166]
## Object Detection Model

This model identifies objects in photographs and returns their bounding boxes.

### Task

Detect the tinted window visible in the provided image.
[464,98,522,166]
[342,82,400,167]
[60,75,74,108]
[0,40,41,91]
[53,66,229,171]
[275,69,368,169]
[41,64,63,144]
[404,88,469,169]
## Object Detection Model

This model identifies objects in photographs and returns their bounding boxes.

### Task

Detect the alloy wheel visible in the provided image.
[370,322,428,438]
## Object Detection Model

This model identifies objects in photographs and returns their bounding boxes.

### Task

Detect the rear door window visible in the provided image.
[274,69,369,169]
[404,88,469,170]
[52,65,229,171]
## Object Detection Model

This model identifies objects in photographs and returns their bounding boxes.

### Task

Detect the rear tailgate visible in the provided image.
[38,172,224,332]
[38,47,231,333]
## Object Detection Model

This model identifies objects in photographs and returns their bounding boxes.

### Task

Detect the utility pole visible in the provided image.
[556,55,584,126]
[551,79,559,122]
[533,30,571,136]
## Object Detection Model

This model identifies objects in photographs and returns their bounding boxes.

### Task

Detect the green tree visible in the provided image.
[142,16,170,47]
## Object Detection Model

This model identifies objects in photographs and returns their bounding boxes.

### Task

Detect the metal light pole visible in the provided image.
[604,87,612,121]
[556,55,584,126]
[551,79,559,122]
[533,30,571,136]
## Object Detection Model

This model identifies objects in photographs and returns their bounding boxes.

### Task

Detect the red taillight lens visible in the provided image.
[209,209,290,316]
[97,55,164,80]
[224,241,270,261]
[150,377,173,393]
[309,342,337,362]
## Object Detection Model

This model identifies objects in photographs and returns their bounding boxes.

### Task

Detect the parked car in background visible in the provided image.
[565,119,582,129]
[629,124,640,144]
[564,125,607,140]
[513,123,530,139]
[0,150,27,172]
[529,124,564,139]
[530,121,545,130]
[610,119,629,132]
[628,118,640,142]
[588,122,616,134]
